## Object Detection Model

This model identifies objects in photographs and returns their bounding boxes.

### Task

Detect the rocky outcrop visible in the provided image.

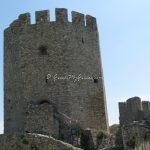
[0,134,82,150]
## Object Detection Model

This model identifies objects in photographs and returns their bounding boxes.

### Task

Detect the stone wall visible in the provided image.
[25,102,59,137]
[122,120,150,150]
[25,101,86,146]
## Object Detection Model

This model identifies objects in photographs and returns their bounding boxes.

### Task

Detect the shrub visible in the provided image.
[97,130,109,139]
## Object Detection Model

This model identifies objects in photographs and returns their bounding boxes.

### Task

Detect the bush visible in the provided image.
[97,130,109,139]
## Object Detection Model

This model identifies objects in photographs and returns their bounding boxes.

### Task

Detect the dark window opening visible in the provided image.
[82,38,84,44]
[93,78,98,83]
[45,76,48,83]
[39,45,48,55]
[39,100,50,105]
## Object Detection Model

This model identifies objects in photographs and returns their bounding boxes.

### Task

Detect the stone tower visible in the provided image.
[4,8,109,136]
[119,97,150,125]
[118,97,150,150]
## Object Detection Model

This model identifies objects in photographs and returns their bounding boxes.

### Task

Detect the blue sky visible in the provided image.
[0,0,150,133]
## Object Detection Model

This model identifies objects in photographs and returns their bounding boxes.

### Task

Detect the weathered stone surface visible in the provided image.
[109,124,123,149]
[80,129,96,150]
[0,134,82,150]
[122,120,150,150]
[118,97,150,150]
[4,8,109,136]
[25,103,59,137]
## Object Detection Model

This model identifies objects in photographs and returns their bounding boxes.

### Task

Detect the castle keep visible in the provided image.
[2,8,109,149]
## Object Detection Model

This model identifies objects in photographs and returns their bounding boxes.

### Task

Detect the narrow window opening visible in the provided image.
[45,76,48,83]
[93,78,98,83]
[39,45,48,55]
[82,38,84,44]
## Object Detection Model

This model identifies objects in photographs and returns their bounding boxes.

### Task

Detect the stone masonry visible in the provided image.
[122,120,150,150]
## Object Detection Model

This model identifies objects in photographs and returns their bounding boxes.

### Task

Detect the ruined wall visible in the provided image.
[122,121,150,150]
[4,8,109,135]
[25,102,59,137]
[118,97,150,150]
[119,97,150,125]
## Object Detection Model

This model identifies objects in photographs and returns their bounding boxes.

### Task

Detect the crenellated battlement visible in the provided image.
[9,8,97,31]
[119,97,150,125]
[72,11,85,26]
[10,13,30,28]
[36,10,50,23]
[56,8,68,23]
